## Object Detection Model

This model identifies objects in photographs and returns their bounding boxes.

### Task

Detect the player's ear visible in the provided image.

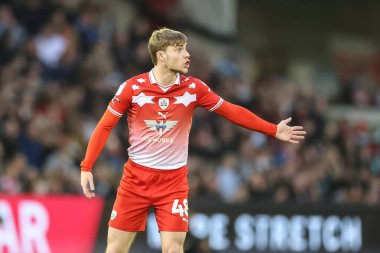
[157,51,165,63]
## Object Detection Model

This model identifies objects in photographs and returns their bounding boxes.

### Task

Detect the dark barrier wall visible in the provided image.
[97,199,380,253]
[1,195,378,253]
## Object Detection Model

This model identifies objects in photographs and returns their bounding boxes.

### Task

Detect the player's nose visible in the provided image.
[184,50,190,58]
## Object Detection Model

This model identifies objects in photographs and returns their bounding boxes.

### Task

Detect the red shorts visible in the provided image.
[108,159,189,232]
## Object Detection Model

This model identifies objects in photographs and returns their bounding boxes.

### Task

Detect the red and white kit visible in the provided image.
[81,70,276,232]
[108,70,223,169]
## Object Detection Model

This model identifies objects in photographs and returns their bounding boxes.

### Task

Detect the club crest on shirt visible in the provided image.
[158,98,169,110]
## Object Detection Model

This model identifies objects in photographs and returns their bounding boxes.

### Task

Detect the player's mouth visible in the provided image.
[185,60,190,68]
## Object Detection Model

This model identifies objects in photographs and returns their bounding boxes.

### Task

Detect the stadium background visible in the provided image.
[1,0,380,252]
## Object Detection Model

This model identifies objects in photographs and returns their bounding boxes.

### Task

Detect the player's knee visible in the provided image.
[162,243,183,253]
[106,243,130,253]
[106,236,131,253]
[105,246,125,253]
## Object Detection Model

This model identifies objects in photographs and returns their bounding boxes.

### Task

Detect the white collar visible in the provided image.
[148,69,180,86]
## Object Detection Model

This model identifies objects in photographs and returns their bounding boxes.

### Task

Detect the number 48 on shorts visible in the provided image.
[171,199,188,222]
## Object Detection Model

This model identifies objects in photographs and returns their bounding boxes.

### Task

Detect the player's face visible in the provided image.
[162,44,190,74]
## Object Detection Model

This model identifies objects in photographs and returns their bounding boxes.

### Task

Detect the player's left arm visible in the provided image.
[214,101,306,143]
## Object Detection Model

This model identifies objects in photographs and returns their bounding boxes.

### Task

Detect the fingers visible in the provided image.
[87,190,96,199]
[82,187,96,199]
[286,137,301,144]
[283,128,306,144]
[81,183,91,198]
[292,130,306,135]
[291,134,305,139]
[288,139,299,144]
[81,172,95,199]
[87,177,96,198]
[288,129,306,144]
[89,178,95,191]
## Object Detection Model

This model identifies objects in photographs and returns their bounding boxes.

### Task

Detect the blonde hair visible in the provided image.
[148,28,187,65]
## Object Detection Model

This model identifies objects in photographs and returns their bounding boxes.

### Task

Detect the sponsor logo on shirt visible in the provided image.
[144,120,178,135]
[142,136,174,143]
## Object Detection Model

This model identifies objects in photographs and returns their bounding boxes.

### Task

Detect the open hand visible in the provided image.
[81,171,96,199]
[275,117,306,144]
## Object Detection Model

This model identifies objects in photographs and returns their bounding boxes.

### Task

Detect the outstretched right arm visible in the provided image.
[80,109,120,198]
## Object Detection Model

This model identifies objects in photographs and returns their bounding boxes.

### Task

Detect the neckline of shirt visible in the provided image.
[148,69,181,86]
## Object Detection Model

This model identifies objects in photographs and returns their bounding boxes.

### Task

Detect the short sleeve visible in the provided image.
[195,78,224,111]
[107,80,133,117]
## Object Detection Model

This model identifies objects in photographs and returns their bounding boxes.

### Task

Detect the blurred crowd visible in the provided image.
[1,0,380,207]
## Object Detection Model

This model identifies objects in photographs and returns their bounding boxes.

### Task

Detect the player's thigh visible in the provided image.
[154,192,189,232]
[109,190,149,231]
[160,231,187,253]
[106,226,137,253]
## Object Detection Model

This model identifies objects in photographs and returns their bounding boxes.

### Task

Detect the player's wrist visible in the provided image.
[80,160,94,172]
[81,167,92,172]
[271,124,278,137]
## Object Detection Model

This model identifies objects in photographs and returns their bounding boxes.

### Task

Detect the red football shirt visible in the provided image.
[107,70,223,169]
